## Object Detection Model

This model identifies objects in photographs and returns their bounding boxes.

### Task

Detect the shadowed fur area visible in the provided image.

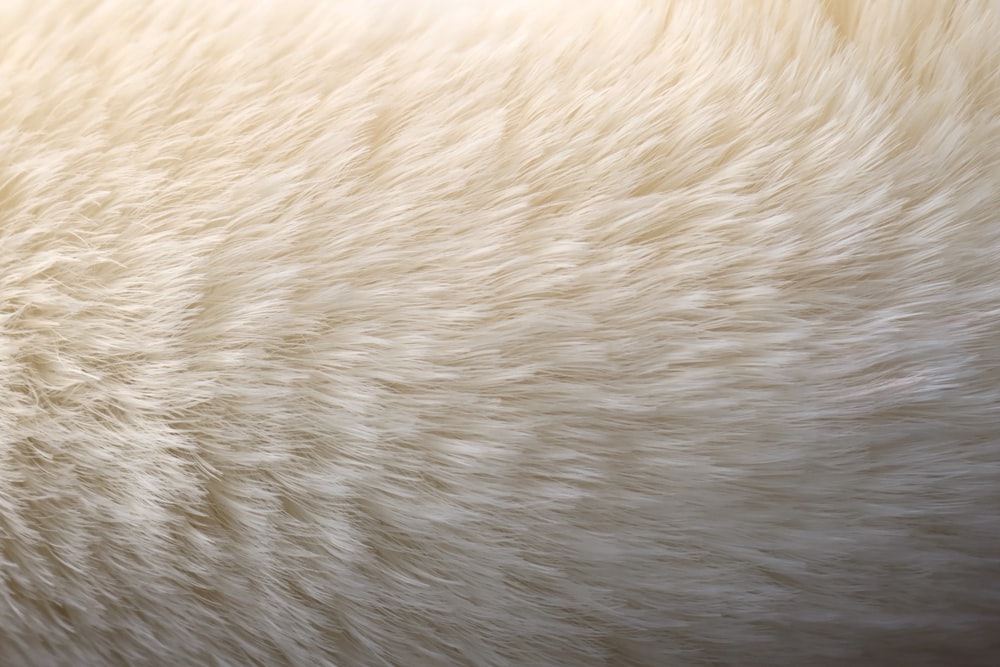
[1,1,999,665]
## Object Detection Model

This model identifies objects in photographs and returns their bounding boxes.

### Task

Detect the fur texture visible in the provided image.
[1,1,999,665]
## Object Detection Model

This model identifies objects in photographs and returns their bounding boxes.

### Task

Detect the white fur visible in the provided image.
[1,1,999,665]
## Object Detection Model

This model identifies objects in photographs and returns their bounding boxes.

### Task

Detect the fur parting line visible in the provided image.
[0,1,999,665]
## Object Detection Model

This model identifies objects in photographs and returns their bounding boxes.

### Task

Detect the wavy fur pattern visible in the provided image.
[1,1,999,665]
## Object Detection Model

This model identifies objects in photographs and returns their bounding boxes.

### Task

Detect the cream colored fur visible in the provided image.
[1,1,999,665]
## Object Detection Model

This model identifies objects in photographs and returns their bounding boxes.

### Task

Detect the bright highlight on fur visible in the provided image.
[1,1,999,665]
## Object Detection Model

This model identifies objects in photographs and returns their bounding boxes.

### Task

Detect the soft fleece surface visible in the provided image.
[1,1,999,665]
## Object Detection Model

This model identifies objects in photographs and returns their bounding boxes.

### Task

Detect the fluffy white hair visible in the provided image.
[1,1,998,665]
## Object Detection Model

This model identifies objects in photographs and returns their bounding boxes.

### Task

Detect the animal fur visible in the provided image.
[1,1,999,665]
